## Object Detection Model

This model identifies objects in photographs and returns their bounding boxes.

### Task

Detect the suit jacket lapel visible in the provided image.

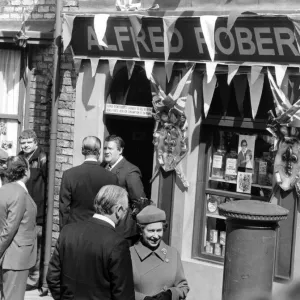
[111,158,126,175]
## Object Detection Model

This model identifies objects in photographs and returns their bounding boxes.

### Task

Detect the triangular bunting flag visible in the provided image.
[206,62,218,83]
[247,73,264,119]
[275,65,288,87]
[90,58,99,77]
[144,60,155,79]
[233,75,247,116]
[163,16,178,61]
[203,73,217,117]
[218,76,230,114]
[62,15,76,52]
[94,14,110,47]
[250,65,263,85]
[227,11,243,32]
[228,65,239,85]
[165,61,174,82]
[129,15,142,57]
[108,59,118,77]
[200,16,218,61]
[126,60,135,80]
[267,68,291,116]
[73,58,82,75]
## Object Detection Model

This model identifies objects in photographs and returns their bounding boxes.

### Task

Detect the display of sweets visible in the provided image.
[211,147,226,179]
[209,229,218,243]
[224,149,238,181]
[220,231,226,245]
[214,243,221,256]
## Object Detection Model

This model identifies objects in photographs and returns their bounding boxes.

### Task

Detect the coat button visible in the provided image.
[165,258,169,263]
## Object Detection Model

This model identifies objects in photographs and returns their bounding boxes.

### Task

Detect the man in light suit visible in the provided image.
[47,185,135,300]
[59,136,118,229]
[102,135,145,242]
[0,155,37,300]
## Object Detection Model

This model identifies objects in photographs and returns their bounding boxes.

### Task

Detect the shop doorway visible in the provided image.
[104,64,154,198]
[105,115,154,198]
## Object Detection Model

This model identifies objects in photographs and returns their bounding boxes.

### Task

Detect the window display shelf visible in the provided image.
[206,212,226,220]
[206,188,268,201]
[209,177,272,190]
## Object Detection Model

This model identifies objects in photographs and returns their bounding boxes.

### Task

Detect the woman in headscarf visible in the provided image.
[130,205,189,300]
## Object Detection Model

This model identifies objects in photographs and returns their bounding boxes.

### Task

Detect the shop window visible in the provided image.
[0,49,22,156]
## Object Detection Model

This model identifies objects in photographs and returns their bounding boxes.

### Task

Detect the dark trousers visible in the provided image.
[1,269,29,300]
[27,225,43,288]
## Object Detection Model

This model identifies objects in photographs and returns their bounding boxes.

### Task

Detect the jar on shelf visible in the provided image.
[211,147,226,179]
[258,156,268,186]
[224,149,238,182]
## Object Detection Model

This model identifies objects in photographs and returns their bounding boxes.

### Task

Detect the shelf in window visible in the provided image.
[209,177,272,190]
[206,212,226,220]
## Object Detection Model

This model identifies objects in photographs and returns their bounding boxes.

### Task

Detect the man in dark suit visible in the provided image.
[47,185,135,300]
[103,135,145,242]
[59,136,118,229]
[0,155,37,300]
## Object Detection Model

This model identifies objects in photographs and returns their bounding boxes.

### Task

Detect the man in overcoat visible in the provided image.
[47,185,135,300]
[102,135,145,242]
[59,136,118,229]
[0,155,37,300]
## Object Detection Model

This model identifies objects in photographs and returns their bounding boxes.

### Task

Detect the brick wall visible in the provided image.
[52,47,76,247]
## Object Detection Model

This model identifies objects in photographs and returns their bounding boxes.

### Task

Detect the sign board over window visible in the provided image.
[105,104,153,118]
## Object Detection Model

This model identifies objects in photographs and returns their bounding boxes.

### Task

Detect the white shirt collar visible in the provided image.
[84,157,98,162]
[93,214,115,228]
[16,180,28,193]
[110,155,123,170]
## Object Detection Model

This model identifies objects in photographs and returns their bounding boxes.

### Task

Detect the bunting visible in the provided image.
[200,16,218,61]
[144,60,155,79]
[275,65,288,87]
[233,75,247,116]
[126,60,135,80]
[165,61,174,82]
[163,16,178,61]
[288,16,300,54]
[227,11,243,32]
[250,65,263,85]
[227,65,239,85]
[73,58,82,75]
[129,15,143,57]
[90,58,99,77]
[247,73,264,119]
[108,59,118,77]
[206,62,218,83]
[94,14,110,47]
[203,73,217,117]
[62,15,76,52]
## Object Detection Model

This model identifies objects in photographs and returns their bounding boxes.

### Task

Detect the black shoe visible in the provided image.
[26,284,38,291]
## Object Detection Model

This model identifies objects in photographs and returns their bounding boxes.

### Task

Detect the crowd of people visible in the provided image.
[0,130,190,300]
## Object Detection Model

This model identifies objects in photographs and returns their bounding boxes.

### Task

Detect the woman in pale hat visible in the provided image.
[130,205,189,300]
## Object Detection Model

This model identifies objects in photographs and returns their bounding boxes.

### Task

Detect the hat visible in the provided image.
[136,205,166,224]
[0,148,8,162]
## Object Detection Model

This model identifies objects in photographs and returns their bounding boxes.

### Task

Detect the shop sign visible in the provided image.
[105,103,153,118]
[71,16,300,64]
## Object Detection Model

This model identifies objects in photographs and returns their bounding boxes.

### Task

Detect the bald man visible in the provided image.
[59,136,118,229]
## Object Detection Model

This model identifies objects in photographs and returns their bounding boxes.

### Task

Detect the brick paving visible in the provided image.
[25,289,53,300]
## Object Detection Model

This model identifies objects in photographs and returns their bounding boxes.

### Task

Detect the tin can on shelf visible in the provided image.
[205,241,213,254]
[209,229,218,243]
[214,243,221,256]
[220,231,226,245]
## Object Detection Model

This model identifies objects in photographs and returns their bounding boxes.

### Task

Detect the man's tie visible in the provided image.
[106,164,112,171]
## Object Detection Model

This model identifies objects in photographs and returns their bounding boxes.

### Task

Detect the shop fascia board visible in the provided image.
[0,20,54,45]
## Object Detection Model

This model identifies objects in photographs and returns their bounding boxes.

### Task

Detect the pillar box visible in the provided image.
[218,200,289,300]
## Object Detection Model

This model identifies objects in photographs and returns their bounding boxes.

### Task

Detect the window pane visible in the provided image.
[0,119,18,156]
[0,50,21,115]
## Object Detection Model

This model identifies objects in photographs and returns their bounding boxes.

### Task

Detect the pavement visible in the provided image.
[25,289,53,300]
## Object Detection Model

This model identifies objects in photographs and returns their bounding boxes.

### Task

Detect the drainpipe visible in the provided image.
[41,0,63,292]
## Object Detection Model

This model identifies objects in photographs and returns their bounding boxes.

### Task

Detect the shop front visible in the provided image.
[63,11,300,299]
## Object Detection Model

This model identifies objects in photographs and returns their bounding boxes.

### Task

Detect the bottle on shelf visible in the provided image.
[211,146,226,179]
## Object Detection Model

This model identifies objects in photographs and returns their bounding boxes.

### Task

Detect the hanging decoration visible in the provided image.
[275,65,288,87]
[108,59,118,77]
[203,73,217,117]
[126,60,135,80]
[129,15,142,57]
[90,58,99,77]
[247,72,264,119]
[165,61,175,83]
[94,14,110,48]
[149,65,195,188]
[228,65,239,85]
[200,16,218,61]
[163,16,178,62]
[206,62,218,83]
[144,60,155,79]
[62,15,76,52]
[233,75,247,116]
[14,15,29,48]
[267,69,300,193]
